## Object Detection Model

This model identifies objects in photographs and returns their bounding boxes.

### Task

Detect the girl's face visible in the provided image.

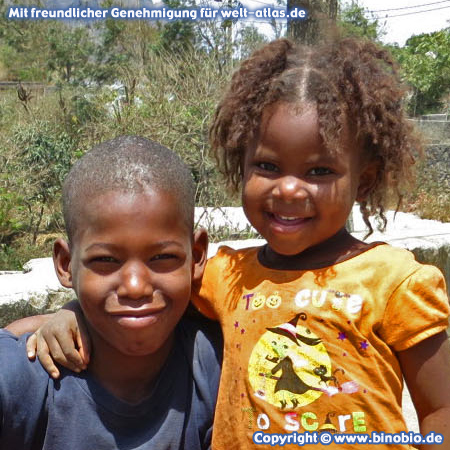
[241,102,374,258]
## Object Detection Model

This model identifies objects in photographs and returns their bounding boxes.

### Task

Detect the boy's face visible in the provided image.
[241,102,376,258]
[54,190,205,358]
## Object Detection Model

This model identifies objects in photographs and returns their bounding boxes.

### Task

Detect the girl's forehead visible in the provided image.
[253,101,363,162]
[262,101,317,122]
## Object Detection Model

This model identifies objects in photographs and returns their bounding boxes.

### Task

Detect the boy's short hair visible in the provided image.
[63,136,195,243]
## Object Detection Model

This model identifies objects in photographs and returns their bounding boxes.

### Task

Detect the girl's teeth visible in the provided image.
[279,215,298,221]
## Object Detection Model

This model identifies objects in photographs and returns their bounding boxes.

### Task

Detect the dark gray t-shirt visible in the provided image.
[0,317,222,450]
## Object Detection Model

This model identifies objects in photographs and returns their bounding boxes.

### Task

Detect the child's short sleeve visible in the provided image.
[379,264,449,351]
[191,249,226,321]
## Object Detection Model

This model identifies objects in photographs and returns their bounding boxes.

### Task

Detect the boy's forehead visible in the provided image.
[69,188,193,247]
[73,189,190,232]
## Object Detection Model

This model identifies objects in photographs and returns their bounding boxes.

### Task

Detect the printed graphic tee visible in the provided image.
[193,244,449,450]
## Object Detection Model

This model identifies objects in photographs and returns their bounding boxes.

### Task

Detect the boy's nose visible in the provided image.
[273,176,309,202]
[117,262,153,300]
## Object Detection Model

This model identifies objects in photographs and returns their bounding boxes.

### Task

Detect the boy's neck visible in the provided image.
[259,228,377,270]
[87,330,175,404]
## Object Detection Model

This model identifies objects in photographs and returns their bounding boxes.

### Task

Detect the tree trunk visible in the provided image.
[287,0,337,44]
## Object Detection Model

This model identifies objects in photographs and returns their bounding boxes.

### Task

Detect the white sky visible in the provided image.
[357,0,450,46]
[244,0,449,47]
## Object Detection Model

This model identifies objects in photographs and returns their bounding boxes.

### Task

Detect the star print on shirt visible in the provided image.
[338,332,347,341]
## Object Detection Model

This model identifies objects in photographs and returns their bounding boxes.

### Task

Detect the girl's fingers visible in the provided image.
[77,322,91,366]
[42,333,82,374]
[26,333,37,360]
[57,329,86,370]
[35,336,60,379]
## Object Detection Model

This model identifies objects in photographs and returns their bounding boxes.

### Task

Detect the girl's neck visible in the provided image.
[259,228,377,270]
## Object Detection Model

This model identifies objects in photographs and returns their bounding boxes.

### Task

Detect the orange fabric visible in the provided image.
[192,244,449,450]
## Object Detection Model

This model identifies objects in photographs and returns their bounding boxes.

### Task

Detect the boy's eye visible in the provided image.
[92,256,118,264]
[151,253,177,261]
[256,162,279,172]
[308,167,333,176]
[150,253,183,272]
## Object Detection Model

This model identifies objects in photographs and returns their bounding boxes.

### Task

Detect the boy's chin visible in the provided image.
[91,328,176,359]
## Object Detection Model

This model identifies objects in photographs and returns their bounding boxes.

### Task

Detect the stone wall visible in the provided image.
[421,144,450,191]
[412,118,450,144]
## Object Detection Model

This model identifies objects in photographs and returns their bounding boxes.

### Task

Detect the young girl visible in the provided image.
[11,37,450,449]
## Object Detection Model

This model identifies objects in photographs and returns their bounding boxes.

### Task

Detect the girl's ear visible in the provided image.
[53,238,73,289]
[192,228,208,282]
[356,160,380,203]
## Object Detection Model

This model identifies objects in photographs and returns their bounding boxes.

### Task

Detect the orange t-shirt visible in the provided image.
[192,244,449,450]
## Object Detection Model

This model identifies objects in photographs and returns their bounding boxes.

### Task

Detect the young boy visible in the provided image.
[0,136,221,450]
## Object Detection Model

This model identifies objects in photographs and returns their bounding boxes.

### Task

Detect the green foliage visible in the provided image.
[0,185,24,243]
[392,29,450,115]
[0,0,48,80]
[0,5,448,269]
[7,122,77,243]
[236,25,268,59]
[338,1,383,41]
[46,24,95,84]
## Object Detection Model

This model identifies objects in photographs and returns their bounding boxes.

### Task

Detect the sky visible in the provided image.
[244,0,449,47]
[357,0,450,46]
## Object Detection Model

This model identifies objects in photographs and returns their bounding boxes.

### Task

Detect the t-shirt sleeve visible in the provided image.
[191,250,228,321]
[0,329,49,448]
[195,320,222,450]
[379,264,450,351]
[180,317,222,450]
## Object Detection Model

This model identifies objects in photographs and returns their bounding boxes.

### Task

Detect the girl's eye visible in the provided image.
[257,162,279,172]
[309,167,333,176]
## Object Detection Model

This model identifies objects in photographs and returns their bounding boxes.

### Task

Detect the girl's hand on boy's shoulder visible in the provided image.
[27,301,91,379]
[398,331,450,449]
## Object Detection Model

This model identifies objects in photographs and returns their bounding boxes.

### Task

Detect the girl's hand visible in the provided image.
[26,301,91,379]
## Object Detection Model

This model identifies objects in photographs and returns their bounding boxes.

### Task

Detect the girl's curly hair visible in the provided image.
[210,37,422,234]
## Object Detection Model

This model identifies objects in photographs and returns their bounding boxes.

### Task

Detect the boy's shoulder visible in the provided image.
[0,329,51,444]
[177,314,223,368]
[0,329,53,403]
[0,329,48,380]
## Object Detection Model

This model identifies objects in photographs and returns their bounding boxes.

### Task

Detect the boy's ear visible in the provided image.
[192,228,208,282]
[53,238,73,289]
[356,159,380,203]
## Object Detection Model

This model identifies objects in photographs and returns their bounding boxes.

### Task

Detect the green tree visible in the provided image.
[0,0,48,80]
[339,1,383,41]
[46,23,95,84]
[236,24,268,59]
[393,29,450,115]
[11,123,76,243]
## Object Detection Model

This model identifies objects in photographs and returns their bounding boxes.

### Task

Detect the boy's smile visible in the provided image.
[242,102,374,264]
[55,190,201,360]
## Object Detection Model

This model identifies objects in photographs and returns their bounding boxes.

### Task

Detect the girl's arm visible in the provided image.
[6,301,91,379]
[398,331,450,450]
[5,314,54,336]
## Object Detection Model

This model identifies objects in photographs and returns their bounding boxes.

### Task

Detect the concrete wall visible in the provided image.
[1,208,449,328]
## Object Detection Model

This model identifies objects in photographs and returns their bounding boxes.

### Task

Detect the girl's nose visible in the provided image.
[117,261,153,300]
[273,176,309,202]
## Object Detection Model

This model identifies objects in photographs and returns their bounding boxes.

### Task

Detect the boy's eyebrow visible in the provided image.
[84,241,186,252]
